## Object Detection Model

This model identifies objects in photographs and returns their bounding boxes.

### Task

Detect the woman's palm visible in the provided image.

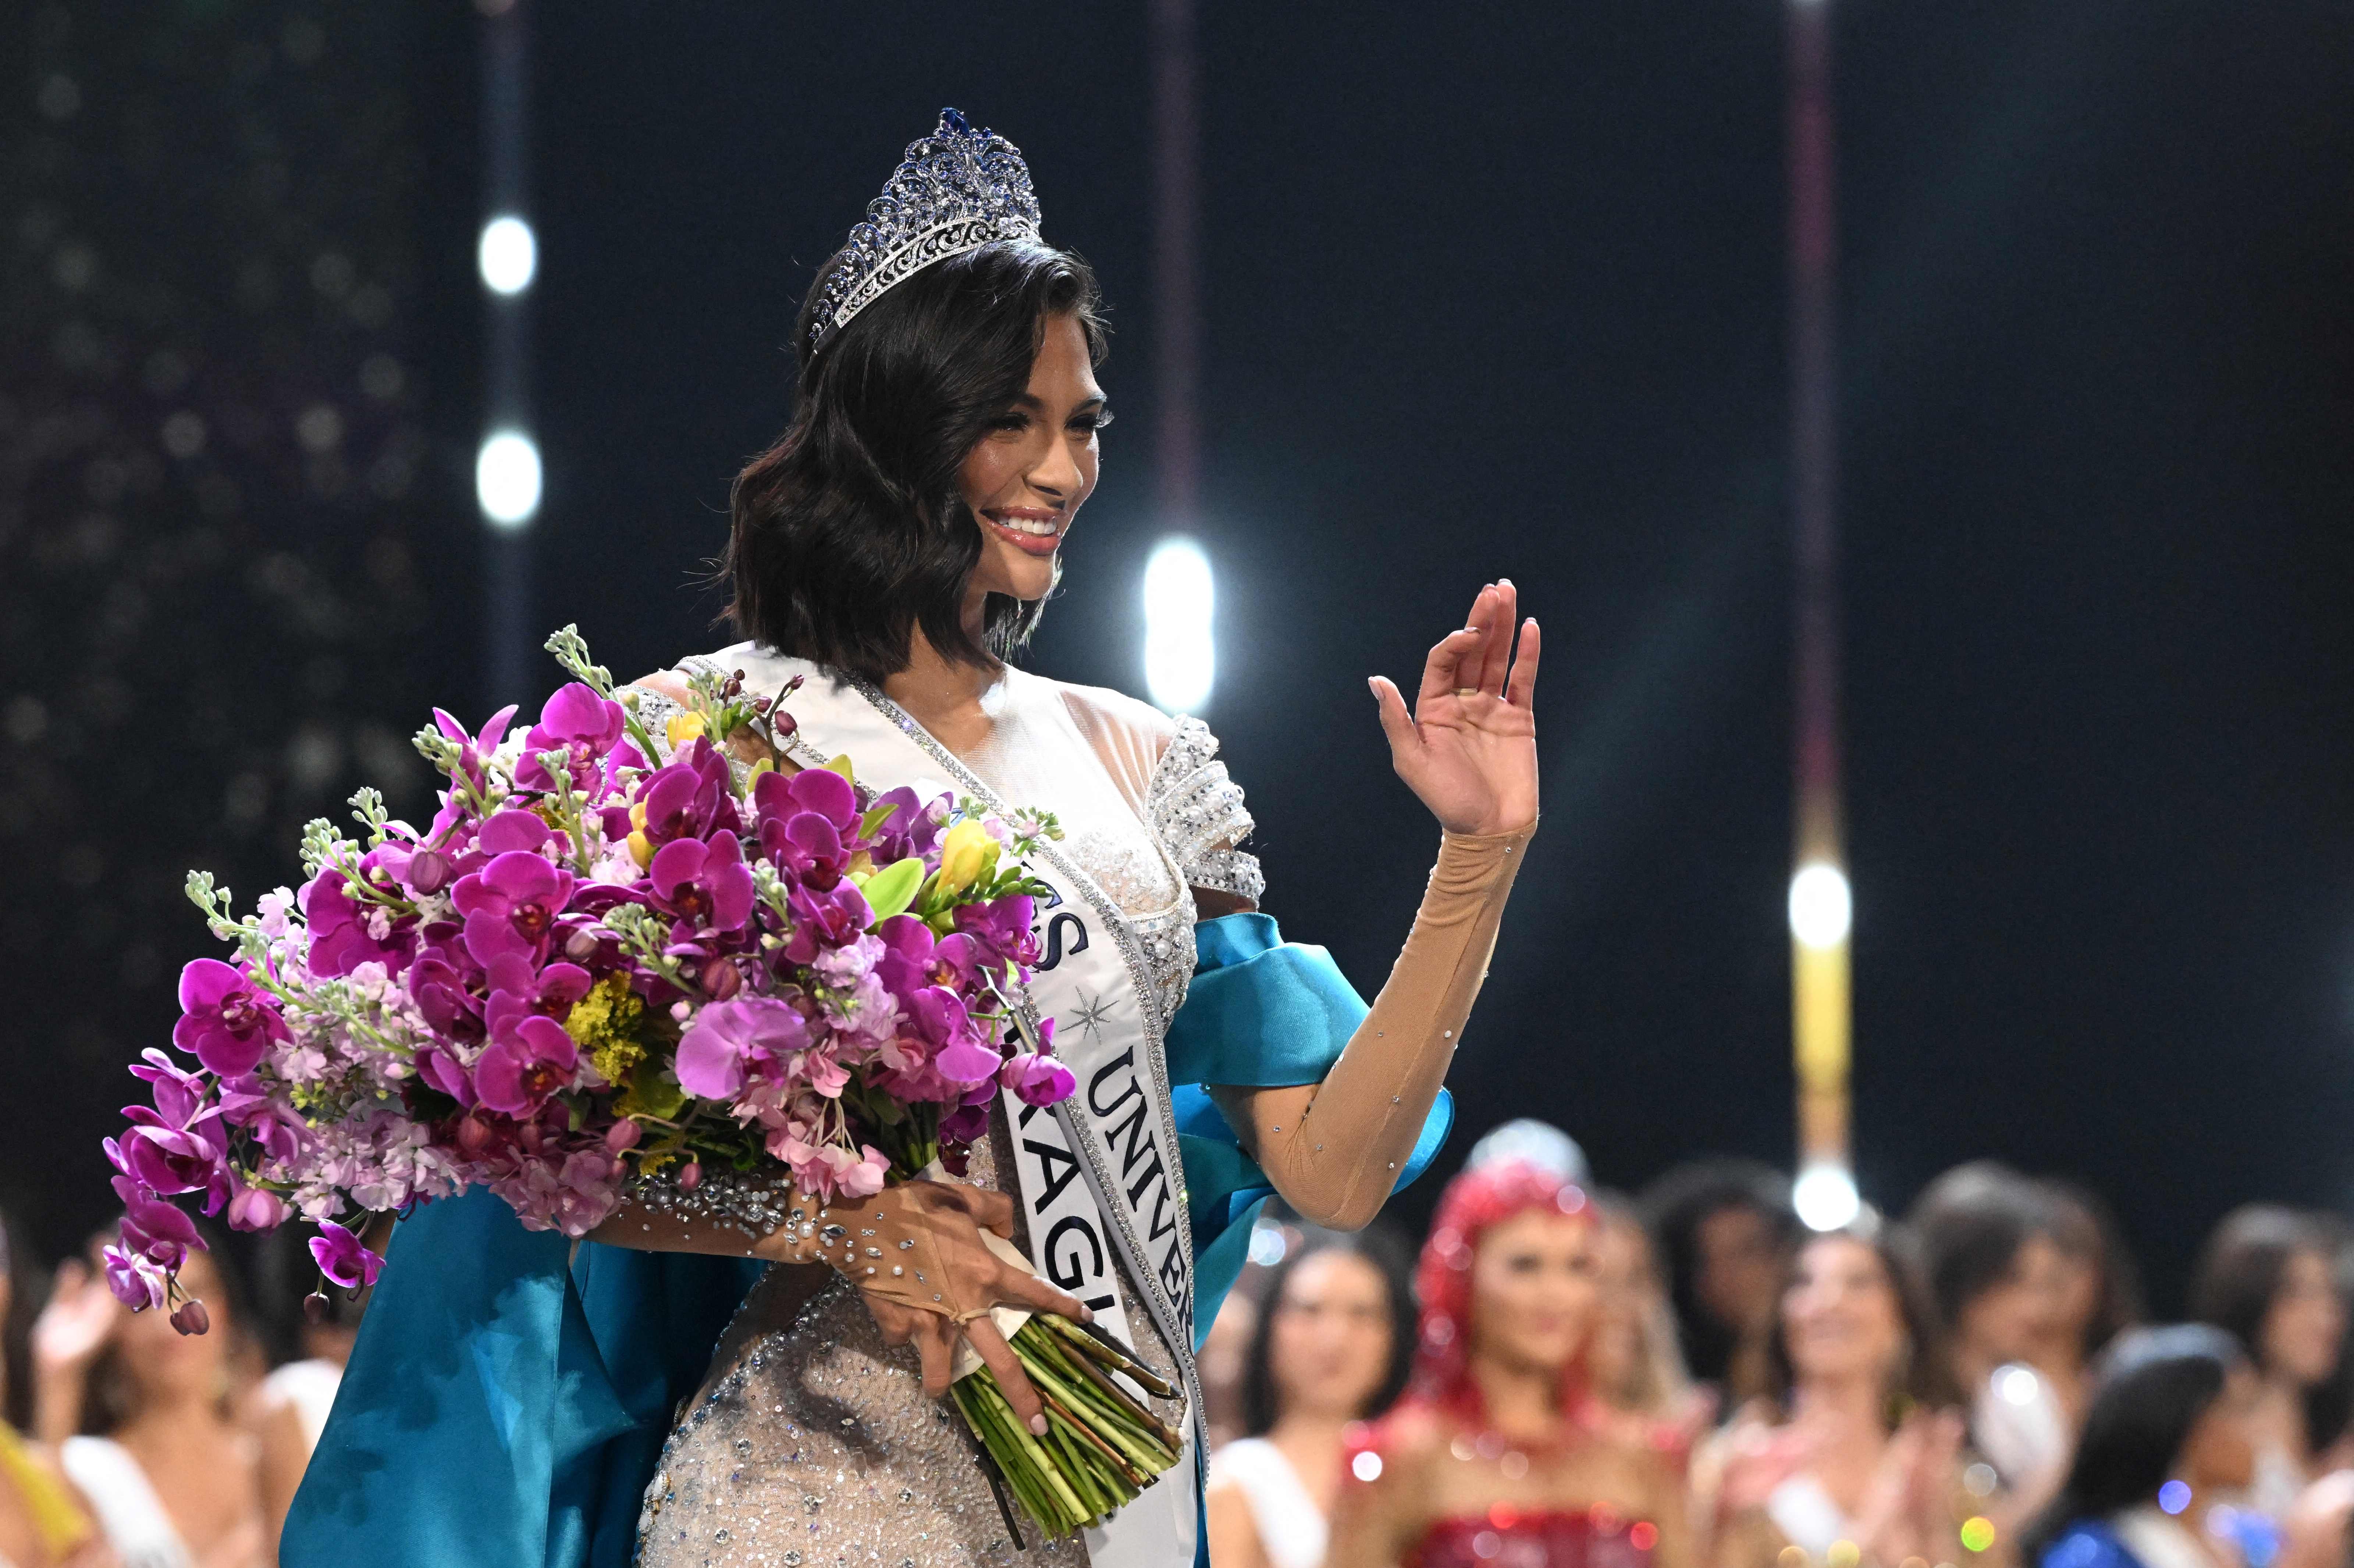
[1370,580,1540,837]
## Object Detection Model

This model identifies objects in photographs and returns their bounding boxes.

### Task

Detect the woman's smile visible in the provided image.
[981,506,1066,557]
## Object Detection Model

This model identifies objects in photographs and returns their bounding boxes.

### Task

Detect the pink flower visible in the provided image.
[113,1175,205,1270]
[473,1015,580,1118]
[674,997,809,1101]
[777,1138,889,1204]
[227,1183,290,1232]
[171,959,288,1077]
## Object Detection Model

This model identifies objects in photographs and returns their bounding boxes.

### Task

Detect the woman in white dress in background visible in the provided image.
[1206,1228,1416,1568]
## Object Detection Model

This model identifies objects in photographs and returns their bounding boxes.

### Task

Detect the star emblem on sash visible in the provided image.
[1067,989,1114,1043]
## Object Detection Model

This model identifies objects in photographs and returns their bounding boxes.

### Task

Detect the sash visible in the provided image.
[685,648,1205,1565]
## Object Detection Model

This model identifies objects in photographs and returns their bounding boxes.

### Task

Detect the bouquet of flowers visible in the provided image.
[102,627,1178,1539]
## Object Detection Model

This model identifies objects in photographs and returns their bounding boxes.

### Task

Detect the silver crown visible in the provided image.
[810,108,1043,351]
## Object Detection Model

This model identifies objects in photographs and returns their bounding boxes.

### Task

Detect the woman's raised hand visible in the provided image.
[1370,580,1540,837]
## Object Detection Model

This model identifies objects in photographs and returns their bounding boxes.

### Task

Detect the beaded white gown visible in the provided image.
[633,666,1258,1568]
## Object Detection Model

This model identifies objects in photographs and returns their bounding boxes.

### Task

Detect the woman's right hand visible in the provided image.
[762,1179,1092,1437]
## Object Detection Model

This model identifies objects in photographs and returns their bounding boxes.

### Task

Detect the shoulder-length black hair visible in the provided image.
[1636,1158,1798,1386]
[1240,1222,1417,1437]
[2021,1325,2244,1564]
[1905,1161,2057,1330]
[2190,1204,2332,1371]
[1764,1220,1959,1419]
[722,237,1108,680]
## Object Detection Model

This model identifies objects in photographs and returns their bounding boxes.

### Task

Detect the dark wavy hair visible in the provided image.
[1764,1221,1959,1420]
[1636,1158,1798,1385]
[2021,1325,2243,1564]
[1240,1223,1417,1437]
[722,238,1108,680]
[1905,1160,2056,1330]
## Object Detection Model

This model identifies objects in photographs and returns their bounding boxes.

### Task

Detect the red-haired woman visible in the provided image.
[1327,1159,1695,1568]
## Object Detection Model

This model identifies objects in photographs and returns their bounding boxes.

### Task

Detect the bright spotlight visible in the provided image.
[477,215,537,295]
[475,430,542,527]
[1142,537,1215,714]
[1788,862,1852,949]
[1793,1163,1860,1232]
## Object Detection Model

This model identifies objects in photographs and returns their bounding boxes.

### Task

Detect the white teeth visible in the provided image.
[992,514,1059,537]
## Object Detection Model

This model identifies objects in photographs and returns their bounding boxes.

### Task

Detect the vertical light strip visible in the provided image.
[1149,0,1199,527]
[1788,0,1856,1230]
[1143,538,1215,714]
[477,0,534,708]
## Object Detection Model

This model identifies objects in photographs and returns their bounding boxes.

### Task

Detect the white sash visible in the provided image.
[684,648,1204,1565]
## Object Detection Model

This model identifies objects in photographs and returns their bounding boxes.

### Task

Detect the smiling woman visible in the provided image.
[722,235,1109,680]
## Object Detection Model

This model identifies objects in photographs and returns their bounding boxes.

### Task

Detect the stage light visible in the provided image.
[477,215,537,295]
[1793,1162,1860,1231]
[475,430,541,526]
[1788,862,1852,949]
[1142,536,1215,714]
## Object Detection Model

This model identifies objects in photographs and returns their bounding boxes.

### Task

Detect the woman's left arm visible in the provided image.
[1209,581,1539,1230]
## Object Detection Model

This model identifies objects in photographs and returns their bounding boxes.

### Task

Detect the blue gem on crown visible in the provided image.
[810,108,1043,351]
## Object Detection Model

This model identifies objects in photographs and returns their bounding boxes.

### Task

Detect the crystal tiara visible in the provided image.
[808,107,1044,352]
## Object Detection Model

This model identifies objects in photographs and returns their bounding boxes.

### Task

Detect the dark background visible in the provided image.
[6,1,2351,1314]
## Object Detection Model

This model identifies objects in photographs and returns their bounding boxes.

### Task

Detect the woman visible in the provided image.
[1702,1225,1980,1568]
[1909,1164,2077,1504]
[49,1245,272,1568]
[1588,1195,1704,1454]
[1206,1228,1415,1568]
[1639,1162,1797,1410]
[287,109,1537,1568]
[1325,1160,1692,1568]
[2190,1207,2348,1519]
[2025,1325,2352,1568]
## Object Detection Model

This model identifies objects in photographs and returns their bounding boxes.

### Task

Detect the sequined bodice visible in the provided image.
[632,662,1260,1568]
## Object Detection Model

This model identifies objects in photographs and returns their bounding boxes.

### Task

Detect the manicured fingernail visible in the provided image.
[1080,1306,1095,1322]
[1030,1415,1049,1436]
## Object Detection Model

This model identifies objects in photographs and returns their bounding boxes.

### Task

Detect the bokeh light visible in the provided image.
[475,430,542,526]
[1788,861,1853,948]
[1142,536,1215,713]
[477,214,537,295]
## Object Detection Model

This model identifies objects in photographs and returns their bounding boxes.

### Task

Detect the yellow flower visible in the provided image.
[666,711,705,750]
[935,819,999,896]
[565,974,647,1086]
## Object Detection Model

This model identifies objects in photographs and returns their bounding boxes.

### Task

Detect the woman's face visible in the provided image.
[1696,1202,1786,1336]
[2179,1362,2263,1492]
[957,311,1103,608]
[1958,1232,2070,1366]
[1469,1209,1601,1378]
[1783,1236,1906,1389]
[2261,1248,2346,1387]
[115,1251,230,1405]
[1267,1250,1394,1423]
[1589,1215,1657,1398]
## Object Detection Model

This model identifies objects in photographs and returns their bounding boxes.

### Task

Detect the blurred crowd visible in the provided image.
[1198,1130,2354,1568]
[0,1137,2348,1568]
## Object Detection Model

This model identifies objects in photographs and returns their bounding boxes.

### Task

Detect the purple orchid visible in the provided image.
[637,744,738,849]
[452,852,577,967]
[649,831,755,933]
[309,1219,384,1290]
[753,769,863,890]
[413,1044,476,1107]
[482,957,593,1040]
[477,808,554,855]
[514,682,637,798]
[1000,1050,1076,1108]
[864,786,942,864]
[674,996,810,1100]
[781,880,874,966]
[950,894,1038,971]
[171,959,289,1077]
[473,1014,580,1118]
[408,948,486,1043]
[113,1175,205,1269]
[103,1245,170,1311]
[303,870,412,978]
